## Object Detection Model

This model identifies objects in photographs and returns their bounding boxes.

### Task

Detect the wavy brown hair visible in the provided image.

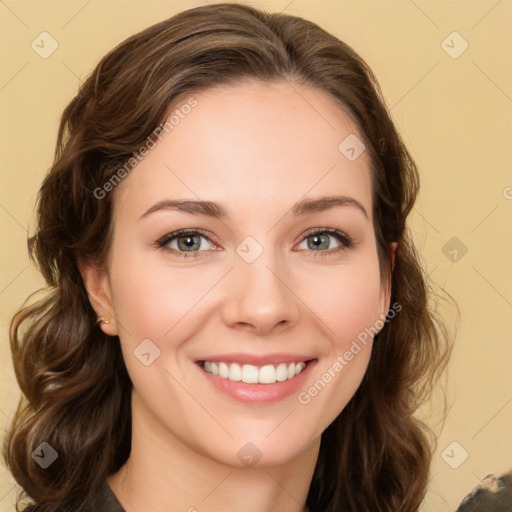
[3,3,453,511]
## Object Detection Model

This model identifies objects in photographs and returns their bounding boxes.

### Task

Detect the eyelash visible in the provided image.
[156,228,353,259]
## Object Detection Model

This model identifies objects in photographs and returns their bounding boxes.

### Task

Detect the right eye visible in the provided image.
[156,229,219,258]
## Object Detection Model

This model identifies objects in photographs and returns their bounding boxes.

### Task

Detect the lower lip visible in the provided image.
[197,360,317,404]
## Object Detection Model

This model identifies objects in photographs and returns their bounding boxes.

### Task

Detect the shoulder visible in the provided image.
[19,482,125,512]
[455,471,512,512]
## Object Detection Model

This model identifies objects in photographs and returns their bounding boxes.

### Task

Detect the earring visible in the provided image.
[97,317,110,325]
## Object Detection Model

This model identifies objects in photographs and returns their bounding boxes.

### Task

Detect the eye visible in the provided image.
[156,229,217,258]
[296,228,352,257]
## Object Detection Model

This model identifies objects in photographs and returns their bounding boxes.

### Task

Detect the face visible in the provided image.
[84,79,392,468]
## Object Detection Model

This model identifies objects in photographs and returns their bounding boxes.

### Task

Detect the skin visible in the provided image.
[81,79,395,512]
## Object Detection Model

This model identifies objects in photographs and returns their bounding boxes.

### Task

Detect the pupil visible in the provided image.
[310,234,328,250]
[180,235,198,250]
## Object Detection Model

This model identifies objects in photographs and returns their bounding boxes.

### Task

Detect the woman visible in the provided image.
[3,3,452,511]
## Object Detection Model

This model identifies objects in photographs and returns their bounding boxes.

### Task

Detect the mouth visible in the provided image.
[194,354,317,403]
[200,360,310,384]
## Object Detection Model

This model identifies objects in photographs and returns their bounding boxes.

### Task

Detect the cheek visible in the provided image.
[108,251,212,343]
[295,256,383,424]
[310,258,384,348]
[107,255,208,412]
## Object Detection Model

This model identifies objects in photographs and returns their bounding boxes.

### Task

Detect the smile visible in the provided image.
[202,361,307,384]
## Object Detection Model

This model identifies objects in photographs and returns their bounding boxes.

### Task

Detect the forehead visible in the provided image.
[113,79,373,223]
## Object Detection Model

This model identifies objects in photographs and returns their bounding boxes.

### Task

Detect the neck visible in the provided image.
[108,394,319,512]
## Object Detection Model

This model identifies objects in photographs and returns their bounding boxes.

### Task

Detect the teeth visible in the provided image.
[276,363,288,381]
[258,364,276,384]
[218,362,229,378]
[228,363,242,381]
[242,364,259,384]
[202,360,308,384]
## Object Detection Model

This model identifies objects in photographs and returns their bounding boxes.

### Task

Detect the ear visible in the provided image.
[379,242,397,318]
[78,258,118,336]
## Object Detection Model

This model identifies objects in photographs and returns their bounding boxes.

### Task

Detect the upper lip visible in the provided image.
[196,353,315,366]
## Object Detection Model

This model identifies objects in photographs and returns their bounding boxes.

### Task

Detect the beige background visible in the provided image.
[1,1,511,510]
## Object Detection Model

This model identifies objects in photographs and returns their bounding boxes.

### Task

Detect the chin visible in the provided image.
[205,429,317,470]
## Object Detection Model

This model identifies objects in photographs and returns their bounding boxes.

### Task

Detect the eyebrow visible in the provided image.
[139,194,369,221]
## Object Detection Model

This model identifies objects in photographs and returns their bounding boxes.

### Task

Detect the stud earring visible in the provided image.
[97,317,110,325]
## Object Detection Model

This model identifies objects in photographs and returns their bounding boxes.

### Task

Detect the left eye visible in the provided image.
[296,229,351,252]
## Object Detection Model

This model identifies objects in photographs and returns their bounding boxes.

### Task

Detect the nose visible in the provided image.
[221,251,301,336]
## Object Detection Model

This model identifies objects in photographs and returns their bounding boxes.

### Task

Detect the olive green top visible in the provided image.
[22,470,512,511]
